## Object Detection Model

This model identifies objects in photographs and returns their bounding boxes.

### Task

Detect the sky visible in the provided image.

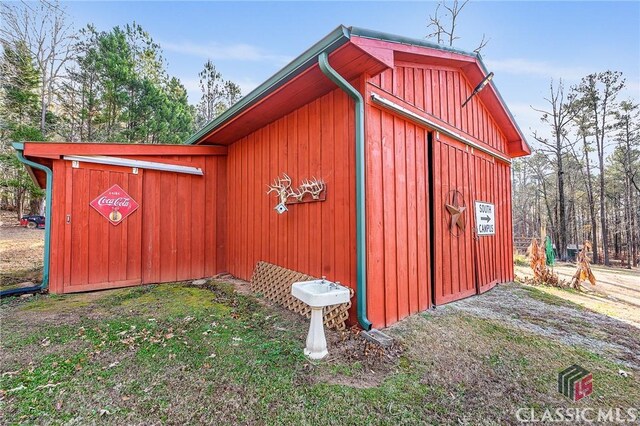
[66,1,640,140]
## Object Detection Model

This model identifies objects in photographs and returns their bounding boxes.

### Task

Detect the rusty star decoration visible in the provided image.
[445,202,466,232]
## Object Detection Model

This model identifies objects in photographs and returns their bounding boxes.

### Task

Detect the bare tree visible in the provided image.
[576,71,625,265]
[531,79,578,260]
[426,0,489,53]
[569,107,599,263]
[0,0,76,136]
[614,100,640,267]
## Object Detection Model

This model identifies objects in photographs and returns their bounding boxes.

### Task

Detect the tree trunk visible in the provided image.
[40,81,47,135]
[599,154,609,265]
[29,196,42,215]
[633,189,639,267]
[557,147,567,260]
[613,205,620,259]
[582,135,599,263]
[626,178,633,268]
[16,190,25,220]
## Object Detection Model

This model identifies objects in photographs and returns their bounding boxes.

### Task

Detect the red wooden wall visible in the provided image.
[472,155,515,290]
[364,104,431,328]
[225,88,358,299]
[369,64,509,155]
[364,60,515,327]
[47,154,226,293]
[39,53,517,330]
[431,134,476,305]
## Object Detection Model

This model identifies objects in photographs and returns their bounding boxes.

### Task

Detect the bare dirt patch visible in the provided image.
[0,210,45,288]
[515,262,640,326]
[443,283,640,369]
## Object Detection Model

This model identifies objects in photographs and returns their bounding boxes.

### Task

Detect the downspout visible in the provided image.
[0,143,52,298]
[318,52,372,330]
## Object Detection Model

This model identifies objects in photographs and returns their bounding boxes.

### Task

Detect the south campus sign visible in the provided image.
[90,184,139,225]
[474,201,495,236]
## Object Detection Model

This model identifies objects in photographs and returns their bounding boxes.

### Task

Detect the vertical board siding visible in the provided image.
[365,104,432,329]
[367,59,516,323]
[370,65,508,154]
[225,88,358,304]
[431,137,476,305]
[48,154,226,293]
[471,154,514,293]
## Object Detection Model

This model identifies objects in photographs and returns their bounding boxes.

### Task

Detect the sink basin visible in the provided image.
[291,280,351,308]
[291,279,351,360]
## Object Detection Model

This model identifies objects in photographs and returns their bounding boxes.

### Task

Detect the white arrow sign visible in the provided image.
[475,201,495,236]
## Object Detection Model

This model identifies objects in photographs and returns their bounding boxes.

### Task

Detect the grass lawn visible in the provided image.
[1,280,638,425]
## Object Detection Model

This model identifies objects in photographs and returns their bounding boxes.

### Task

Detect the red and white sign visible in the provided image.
[90,184,139,225]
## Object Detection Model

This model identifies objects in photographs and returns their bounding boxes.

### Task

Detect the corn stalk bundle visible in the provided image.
[523,238,567,288]
[570,241,596,290]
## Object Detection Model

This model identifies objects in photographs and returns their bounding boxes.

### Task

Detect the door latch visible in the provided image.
[66,214,71,224]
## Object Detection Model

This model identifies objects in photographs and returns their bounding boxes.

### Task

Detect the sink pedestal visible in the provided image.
[291,278,351,360]
[304,307,328,359]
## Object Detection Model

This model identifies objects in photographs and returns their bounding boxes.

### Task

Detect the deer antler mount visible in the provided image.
[266,173,327,214]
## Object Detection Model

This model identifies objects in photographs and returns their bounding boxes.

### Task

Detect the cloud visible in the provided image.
[161,40,292,66]
[484,58,590,82]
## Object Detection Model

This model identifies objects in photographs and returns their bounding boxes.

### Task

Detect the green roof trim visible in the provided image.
[186,25,528,151]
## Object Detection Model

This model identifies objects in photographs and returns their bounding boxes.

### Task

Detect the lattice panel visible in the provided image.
[250,261,352,330]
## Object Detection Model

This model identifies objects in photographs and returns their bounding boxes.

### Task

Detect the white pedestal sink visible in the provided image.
[291,278,351,360]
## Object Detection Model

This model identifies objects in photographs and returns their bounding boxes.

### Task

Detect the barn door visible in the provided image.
[63,162,143,292]
[431,134,477,304]
[471,156,499,293]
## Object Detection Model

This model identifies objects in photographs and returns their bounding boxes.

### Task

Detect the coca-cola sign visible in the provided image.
[90,184,139,225]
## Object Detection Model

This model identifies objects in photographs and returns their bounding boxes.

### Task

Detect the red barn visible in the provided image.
[13,26,529,329]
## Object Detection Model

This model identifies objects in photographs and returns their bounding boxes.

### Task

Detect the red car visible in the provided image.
[20,214,46,229]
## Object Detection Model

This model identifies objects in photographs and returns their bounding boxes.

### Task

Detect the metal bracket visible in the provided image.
[71,160,79,169]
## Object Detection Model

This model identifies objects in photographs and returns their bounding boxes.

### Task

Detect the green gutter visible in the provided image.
[318,52,372,331]
[13,142,52,290]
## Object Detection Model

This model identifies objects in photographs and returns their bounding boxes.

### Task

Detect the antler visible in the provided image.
[298,177,326,199]
[267,174,326,205]
[266,173,294,204]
